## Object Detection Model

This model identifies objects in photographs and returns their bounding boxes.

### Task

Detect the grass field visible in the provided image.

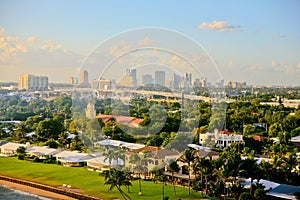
[0,157,202,200]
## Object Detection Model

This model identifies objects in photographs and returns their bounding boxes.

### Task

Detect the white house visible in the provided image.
[0,142,26,156]
[87,156,124,171]
[54,150,94,167]
[25,146,62,160]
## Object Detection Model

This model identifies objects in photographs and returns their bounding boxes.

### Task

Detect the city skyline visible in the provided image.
[0,1,300,86]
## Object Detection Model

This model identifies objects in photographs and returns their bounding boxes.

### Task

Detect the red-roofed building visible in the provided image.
[253,135,265,141]
[96,114,143,128]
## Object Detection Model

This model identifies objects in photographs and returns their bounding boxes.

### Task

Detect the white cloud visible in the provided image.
[198,20,243,32]
[0,27,83,82]
[109,41,131,57]
[40,39,62,52]
[27,36,36,44]
[137,37,155,46]
[0,28,27,61]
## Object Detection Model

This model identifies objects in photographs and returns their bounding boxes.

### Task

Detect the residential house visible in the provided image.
[94,139,145,151]
[96,114,144,128]
[125,146,179,173]
[54,150,94,167]
[25,146,62,160]
[0,142,26,156]
[87,156,124,171]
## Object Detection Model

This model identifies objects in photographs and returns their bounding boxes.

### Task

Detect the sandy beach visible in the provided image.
[0,180,77,200]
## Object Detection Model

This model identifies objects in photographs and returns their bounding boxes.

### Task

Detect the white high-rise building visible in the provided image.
[18,74,48,91]
[86,102,96,119]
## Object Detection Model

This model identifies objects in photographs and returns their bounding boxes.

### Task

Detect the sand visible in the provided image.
[0,180,77,200]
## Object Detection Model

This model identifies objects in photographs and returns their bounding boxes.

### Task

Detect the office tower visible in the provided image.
[68,77,78,85]
[92,78,112,90]
[18,74,48,91]
[142,74,153,85]
[120,68,137,88]
[130,69,137,86]
[155,71,165,87]
[80,70,89,87]
[172,73,181,89]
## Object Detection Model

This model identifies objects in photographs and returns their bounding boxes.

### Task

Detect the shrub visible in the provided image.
[254,188,267,200]
[32,156,40,163]
[239,192,252,200]
[17,154,24,160]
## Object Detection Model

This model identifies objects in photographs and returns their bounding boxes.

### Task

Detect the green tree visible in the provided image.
[239,192,251,200]
[35,118,64,141]
[254,188,267,200]
[103,149,117,166]
[104,168,132,200]
[58,132,70,148]
[15,122,27,140]
[177,148,197,195]
[153,169,168,200]
[167,160,180,200]
[16,146,26,160]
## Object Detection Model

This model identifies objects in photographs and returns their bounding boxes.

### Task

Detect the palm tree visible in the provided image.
[240,157,259,195]
[129,152,148,195]
[116,147,126,166]
[104,149,117,166]
[154,169,168,200]
[104,168,132,200]
[58,132,69,148]
[177,148,197,195]
[167,160,180,200]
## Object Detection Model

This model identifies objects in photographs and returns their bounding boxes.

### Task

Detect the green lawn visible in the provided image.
[0,157,202,200]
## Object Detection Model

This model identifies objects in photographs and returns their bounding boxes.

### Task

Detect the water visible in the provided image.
[0,185,52,200]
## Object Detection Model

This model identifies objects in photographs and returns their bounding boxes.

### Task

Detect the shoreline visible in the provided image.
[0,180,77,200]
[0,175,103,200]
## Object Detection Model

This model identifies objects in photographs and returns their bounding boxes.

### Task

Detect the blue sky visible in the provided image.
[0,0,299,85]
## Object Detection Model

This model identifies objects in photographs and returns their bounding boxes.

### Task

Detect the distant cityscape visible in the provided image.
[12,68,250,92]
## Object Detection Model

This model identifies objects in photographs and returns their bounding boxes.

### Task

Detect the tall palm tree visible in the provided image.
[154,169,168,200]
[167,160,180,200]
[104,149,117,166]
[177,148,197,195]
[129,152,149,195]
[104,168,132,200]
[240,157,259,195]
[58,132,69,148]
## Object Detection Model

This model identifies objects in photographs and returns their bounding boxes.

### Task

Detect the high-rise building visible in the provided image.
[86,102,96,119]
[155,71,165,87]
[18,74,48,91]
[92,78,112,90]
[68,77,78,85]
[80,70,89,87]
[120,68,137,88]
[172,73,181,89]
[142,74,153,85]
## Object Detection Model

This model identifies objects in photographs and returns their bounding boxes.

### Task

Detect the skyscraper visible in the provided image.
[142,74,153,85]
[155,71,165,87]
[80,70,89,87]
[120,68,137,88]
[18,74,48,91]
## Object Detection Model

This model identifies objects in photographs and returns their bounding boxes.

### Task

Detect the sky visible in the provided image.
[0,0,300,86]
